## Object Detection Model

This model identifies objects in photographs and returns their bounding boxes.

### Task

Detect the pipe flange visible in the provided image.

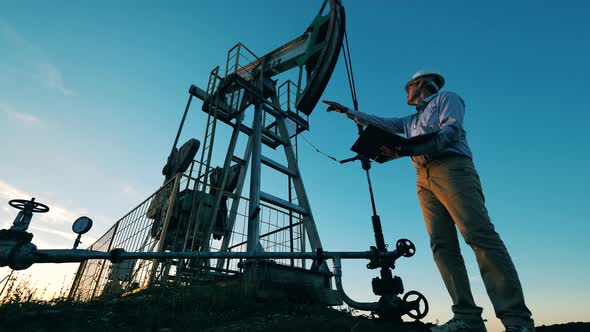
[315,247,325,267]
[0,229,34,243]
[8,242,37,270]
[109,248,127,263]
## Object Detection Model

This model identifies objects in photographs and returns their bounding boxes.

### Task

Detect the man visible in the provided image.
[323,71,535,332]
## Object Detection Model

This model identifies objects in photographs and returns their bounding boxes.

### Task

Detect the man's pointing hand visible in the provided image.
[322,100,349,114]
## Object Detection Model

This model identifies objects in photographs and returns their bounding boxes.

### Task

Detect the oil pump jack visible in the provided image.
[0,0,428,322]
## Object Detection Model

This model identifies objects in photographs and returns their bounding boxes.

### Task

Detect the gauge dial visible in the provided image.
[72,216,93,235]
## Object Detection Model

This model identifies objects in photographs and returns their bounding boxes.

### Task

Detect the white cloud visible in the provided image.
[45,205,79,225]
[36,63,76,96]
[0,179,32,201]
[26,228,73,249]
[0,102,42,125]
[29,224,98,246]
[0,21,75,97]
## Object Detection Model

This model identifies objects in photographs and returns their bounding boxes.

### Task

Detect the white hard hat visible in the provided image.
[405,70,445,92]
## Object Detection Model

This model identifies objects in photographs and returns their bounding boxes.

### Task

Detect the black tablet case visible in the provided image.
[350,125,436,163]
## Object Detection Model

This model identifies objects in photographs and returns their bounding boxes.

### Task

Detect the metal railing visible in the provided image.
[68,176,177,301]
[68,168,305,301]
[225,42,260,78]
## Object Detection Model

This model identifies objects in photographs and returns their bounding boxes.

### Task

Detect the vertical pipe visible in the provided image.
[247,101,263,253]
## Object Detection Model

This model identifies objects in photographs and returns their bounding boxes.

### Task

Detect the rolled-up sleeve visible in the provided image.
[347,109,407,134]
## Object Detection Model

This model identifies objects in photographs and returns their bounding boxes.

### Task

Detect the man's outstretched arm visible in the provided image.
[323,100,407,134]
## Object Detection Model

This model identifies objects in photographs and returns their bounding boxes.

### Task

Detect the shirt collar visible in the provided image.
[416,93,439,112]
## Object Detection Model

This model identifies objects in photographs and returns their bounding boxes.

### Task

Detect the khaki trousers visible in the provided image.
[416,155,534,328]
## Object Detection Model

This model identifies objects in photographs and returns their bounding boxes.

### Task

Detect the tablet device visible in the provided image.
[350,125,408,163]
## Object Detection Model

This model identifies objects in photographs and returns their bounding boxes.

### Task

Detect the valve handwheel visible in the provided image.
[9,198,50,213]
[403,290,429,320]
[396,238,416,257]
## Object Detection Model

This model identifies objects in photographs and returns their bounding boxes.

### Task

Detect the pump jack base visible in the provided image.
[240,260,342,306]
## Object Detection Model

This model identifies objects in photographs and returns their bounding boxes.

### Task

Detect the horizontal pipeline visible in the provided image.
[22,248,403,264]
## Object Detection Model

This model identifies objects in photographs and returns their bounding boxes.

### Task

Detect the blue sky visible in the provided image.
[1,1,589,330]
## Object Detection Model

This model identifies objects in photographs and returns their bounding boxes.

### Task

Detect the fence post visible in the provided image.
[89,221,120,299]
[149,173,181,285]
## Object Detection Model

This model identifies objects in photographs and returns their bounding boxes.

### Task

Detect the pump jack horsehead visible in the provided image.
[0,0,429,322]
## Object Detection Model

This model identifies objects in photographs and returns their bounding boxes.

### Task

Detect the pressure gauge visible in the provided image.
[72,216,93,235]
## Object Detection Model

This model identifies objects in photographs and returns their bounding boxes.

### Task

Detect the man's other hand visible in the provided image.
[322,100,348,114]
[380,146,403,159]
[380,145,413,158]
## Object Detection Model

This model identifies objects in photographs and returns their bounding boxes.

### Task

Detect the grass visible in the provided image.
[1,277,587,332]
[0,278,434,332]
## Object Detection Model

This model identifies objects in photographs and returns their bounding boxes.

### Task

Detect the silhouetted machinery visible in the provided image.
[147,138,242,252]
[0,0,431,322]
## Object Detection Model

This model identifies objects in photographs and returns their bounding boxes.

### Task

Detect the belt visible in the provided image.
[432,152,469,161]
[415,152,470,169]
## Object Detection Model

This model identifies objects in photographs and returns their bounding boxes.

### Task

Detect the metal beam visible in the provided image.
[262,128,287,146]
[190,84,282,149]
[215,135,254,269]
[260,191,307,216]
[261,155,297,178]
[228,221,302,251]
[247,101,263,253]
[276,117,325,259]
[149,174,181,284]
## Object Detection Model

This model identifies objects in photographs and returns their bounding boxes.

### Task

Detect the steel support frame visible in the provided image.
[246,96,264,252]
[215,134,254,269]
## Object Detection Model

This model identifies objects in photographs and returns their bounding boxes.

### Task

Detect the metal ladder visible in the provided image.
[195,66,222,192]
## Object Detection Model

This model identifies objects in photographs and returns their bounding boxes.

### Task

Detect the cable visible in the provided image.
[298,23,363,164]
[342,28,359,111]
[300,134,339,163]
